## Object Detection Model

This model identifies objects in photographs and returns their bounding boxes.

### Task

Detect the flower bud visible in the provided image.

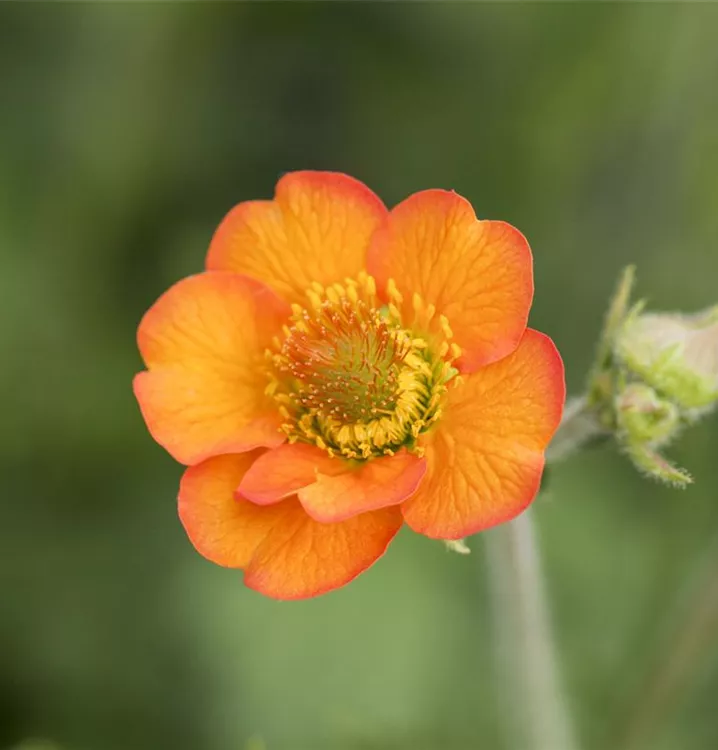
[615,305,718,414]
[581,267,718,487]
[614,383,680,447]
[612,382,692,486]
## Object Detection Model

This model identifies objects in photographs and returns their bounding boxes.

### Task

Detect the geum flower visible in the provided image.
[134,172,565,599]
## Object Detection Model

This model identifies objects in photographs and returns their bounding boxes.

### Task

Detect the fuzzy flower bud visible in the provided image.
[614,383,680,447]
[577,267,718,487]
[613,382,691,486]
[615,305,718,414]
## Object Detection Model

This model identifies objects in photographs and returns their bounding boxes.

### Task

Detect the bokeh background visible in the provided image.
[2,4,718,750]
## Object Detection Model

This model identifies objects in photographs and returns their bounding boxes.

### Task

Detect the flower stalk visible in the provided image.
[485,509,579,750]
[544,396,605,463]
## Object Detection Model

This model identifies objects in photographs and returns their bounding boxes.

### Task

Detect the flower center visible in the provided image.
[267,273,459,459]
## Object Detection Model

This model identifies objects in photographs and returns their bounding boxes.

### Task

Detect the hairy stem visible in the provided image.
[485,510,579,750]
[545,396,604,464]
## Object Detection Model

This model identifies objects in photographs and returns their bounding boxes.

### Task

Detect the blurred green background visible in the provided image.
[2,4,718,750]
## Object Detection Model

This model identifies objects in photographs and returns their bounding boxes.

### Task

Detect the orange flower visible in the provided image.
[134,172,565,599]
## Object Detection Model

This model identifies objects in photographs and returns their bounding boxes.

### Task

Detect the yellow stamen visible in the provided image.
[267,274,459,459]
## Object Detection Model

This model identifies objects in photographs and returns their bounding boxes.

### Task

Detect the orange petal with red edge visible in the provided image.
[238,442,343,505]
[245,503,403,600]
[134,271,290,465]
[179,452,403,599]
[402,329,565,539]
[367,189,533,372]
[239,443,426,522]
[206,171,387,305]
[179,451,287,568]
[298,449,426,522]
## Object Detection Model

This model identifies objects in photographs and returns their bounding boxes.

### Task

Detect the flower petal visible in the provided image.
[245,504,403,600]
[239,443,426,522]
[238,442,343,505]
[367,189,533,372]
[179,451,286,568]
[298,449,427,523]
[134,272,290,465]
[206,171,387,305]
[179,452,403,599]
[401,329,565,539]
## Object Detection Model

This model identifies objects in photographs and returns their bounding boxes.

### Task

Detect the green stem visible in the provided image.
[545,396,604,464]
[485,510,579,750]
